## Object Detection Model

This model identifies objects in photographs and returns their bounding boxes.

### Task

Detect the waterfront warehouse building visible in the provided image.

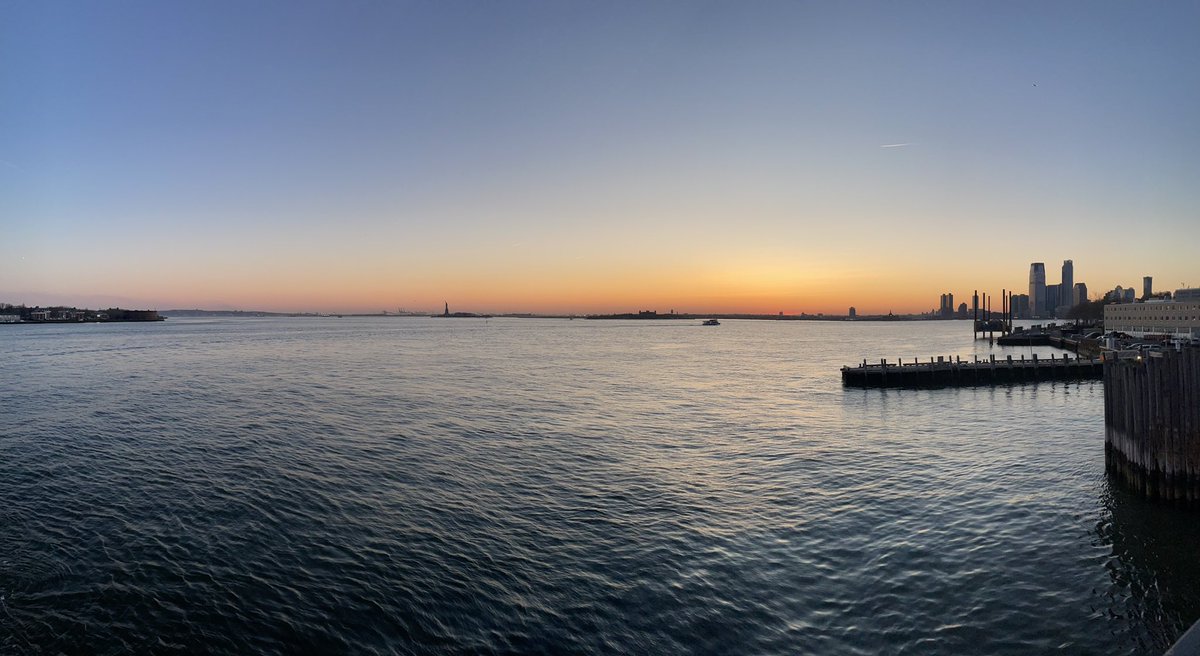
[1104,300,1200,339]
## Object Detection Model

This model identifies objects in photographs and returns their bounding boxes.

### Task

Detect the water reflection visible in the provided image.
[1094,475,1200,654]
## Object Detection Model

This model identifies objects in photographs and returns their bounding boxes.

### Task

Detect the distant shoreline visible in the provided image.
[1,318,166,325]
[1,307,974,322]
[583,313,931,322]
[1,307,165,324]
[154,310,962,322]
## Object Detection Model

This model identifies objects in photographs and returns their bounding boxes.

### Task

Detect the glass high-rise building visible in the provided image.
[1029,263,1046,318]
[1061,260,1074,308]
[1073,283,1088,306]
[1011,294,1030,319]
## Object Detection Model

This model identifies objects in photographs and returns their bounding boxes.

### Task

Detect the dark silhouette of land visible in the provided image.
[0,304,163,323]
[13,305,949,322]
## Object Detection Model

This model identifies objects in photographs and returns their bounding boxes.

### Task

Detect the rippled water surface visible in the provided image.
[2,317,1198,654]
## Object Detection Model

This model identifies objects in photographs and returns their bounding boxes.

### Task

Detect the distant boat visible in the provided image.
[702,319,720,326]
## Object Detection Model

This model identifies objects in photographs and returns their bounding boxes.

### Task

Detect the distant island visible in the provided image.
[432,302,492,318]
[162,309,325,318]
[0,304,164,323]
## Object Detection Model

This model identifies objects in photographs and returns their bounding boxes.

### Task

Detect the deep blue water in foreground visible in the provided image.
[2,317,1199,654]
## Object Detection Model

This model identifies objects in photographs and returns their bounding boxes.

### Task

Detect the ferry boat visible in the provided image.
[702,319,720,326]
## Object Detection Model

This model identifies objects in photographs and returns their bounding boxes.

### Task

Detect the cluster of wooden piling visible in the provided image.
[973,288,1014,342]
[1104,348,1200,504]
[841,352,1102,388]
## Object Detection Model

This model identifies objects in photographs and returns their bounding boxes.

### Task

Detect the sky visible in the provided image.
[1,1,1198,314]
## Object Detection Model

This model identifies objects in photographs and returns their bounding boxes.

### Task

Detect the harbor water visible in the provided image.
[2,317,1198,654]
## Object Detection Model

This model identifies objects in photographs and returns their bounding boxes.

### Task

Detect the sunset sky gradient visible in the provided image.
[2,1,1198,314]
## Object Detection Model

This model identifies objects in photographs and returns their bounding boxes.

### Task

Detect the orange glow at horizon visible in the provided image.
[30,259,1014,316]
[6,218,1189,316]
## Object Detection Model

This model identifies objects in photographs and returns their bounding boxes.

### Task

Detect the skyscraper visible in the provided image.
[1046,284,1060,316]
[937,293,955,318]
[1029,263,1046,318]
[1073,283,1088,306]
[1011,294,1029,319]
[1143,276,1153,300]
[1061,260,1074,308]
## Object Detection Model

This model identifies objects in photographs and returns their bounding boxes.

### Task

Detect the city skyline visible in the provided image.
[3,2,1198,314]
[5,253,1184,317]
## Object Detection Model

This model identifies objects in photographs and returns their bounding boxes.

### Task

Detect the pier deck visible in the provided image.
[842,353,1103,388]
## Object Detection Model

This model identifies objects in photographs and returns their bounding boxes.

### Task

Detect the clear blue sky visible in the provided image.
[2,1,1197,312]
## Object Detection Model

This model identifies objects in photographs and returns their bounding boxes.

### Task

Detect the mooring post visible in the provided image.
[973,289,978,340]
[989,293,994,339]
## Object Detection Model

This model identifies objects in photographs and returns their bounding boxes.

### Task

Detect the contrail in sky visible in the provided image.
[879,143,914,148]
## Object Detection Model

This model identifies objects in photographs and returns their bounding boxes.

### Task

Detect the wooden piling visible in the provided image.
[1104,349,1200,505]
[973,290,978,340]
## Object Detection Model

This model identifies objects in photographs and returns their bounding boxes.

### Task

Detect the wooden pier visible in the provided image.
[841,353,1103,388]
[996,331,1051,346]
[1104,348,1200,504]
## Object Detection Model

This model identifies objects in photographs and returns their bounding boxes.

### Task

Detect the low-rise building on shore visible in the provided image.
[1104,291,1200,339]
[0,305,162,323]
